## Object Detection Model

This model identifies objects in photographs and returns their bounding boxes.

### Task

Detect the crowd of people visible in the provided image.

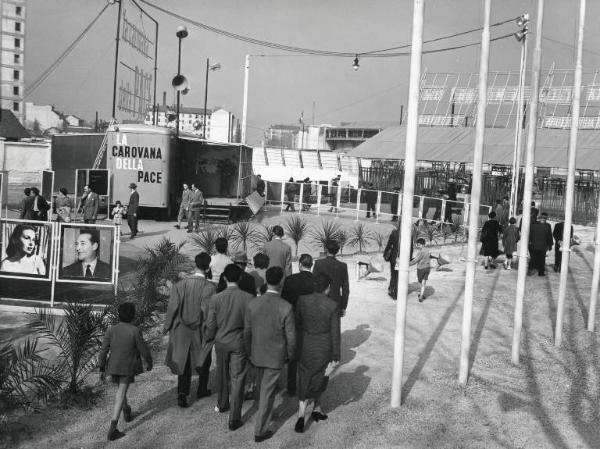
[97,225,350,443]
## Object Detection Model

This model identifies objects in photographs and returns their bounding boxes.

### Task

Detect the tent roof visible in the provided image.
[347,126,600,169]
[0,109,30,140]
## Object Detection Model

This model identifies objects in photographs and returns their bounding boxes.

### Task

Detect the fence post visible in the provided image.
[298,183,304,214]
[280,181,285,214]
[356,188,362,221]
[316,184,322,216]
[418,196,425,222]
[376,190,382,224]
[440,198,447,224]
[336,183,342,217]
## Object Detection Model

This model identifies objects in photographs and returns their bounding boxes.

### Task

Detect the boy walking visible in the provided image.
[409,238,432,302]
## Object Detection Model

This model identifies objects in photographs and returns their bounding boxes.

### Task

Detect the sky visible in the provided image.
[25,0,600,145]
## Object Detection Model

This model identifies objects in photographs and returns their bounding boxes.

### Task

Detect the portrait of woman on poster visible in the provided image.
[0,224,47,275]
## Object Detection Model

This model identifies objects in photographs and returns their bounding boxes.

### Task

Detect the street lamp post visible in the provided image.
[173,26,189,138]
[203,58,221,140]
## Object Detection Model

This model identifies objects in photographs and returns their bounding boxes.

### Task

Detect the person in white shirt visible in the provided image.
[210,237,232,283]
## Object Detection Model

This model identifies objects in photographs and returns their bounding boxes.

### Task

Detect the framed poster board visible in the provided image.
[0,219,53,281]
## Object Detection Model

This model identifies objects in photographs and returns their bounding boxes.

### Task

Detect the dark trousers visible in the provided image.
[285,193,296,211]
[530,250,547,274]
[554,244,562,271]
[366,202,376,218]
[127,214,138,236]
[84,218,96,224]
[177,349,212,396]
[287,360,297,393]
[254,367,281,437]
[188,209,202,231]
[215,345,247,422]
[389,261,398,298]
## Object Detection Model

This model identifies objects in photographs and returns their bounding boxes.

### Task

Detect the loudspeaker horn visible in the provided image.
[172,74,188,91]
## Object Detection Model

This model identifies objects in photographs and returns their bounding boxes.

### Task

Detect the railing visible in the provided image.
[261,180,492,227]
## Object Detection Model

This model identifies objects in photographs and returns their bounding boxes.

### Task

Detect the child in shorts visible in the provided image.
[410,238,432,303]
[98,303,153,441]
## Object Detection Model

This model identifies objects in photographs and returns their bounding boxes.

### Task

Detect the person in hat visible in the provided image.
[127,183,139,239]
[217,251,256,297]
[528,212,553,276]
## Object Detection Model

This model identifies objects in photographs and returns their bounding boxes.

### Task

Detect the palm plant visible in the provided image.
[217,225,236,243]
[310,219,342,253]
[347,222,375,254]
[255,224,275,248]
[188,226,221,254]
[285,215,310,256]
[29,303,108,393]
[231,221,263,254]
[337,229,349,254]
[0,337,63,409]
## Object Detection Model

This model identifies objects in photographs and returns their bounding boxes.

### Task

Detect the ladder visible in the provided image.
[91,119,116,169]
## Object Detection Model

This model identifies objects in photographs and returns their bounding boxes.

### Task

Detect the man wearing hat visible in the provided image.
[127,183,139,239]
[528,212,553,276]
[217,252,256,297]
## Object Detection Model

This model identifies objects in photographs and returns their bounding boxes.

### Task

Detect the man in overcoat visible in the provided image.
[313,239,350,317]
[205,264,253,431]
[244,267,296,443]
[529,212,553,276]
[127,183,139,239]
[80,185,99,224]
[164,252,216,408]
[262,225,292,277]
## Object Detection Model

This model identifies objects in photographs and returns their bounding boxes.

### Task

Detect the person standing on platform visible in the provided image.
[293,272,340,434]
[262,225,292,277]
[365,183,377,219]
[244,266,296,443]
[553,220,573,272]
[188,184,204,233]
[281,254,315,397]
[19,187,33,220]
[285,178,297,212]
[205,264,252,431]
[328,175,340,213]
[528,212,553,276]
[313,239,349,318]
[211,237,232,284]
[80,185,99,224]
[164,252,215,408]
[127,183,139,240]
[175,183,192,230]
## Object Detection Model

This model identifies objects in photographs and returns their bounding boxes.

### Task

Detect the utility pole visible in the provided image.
[111,0,123,120]
[241,54,250,144]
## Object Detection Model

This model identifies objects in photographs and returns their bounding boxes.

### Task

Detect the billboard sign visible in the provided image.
[114,0,158,123]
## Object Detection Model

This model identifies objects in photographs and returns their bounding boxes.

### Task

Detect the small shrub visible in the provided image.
[188,226,220,254]
[310,219,341,252]
[347,222,375,254]
[285,216,310,256]
[231,221,262,254]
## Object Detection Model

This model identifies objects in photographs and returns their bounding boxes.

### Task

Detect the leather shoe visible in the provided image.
[294,417,305,433]
[311,411,328,421]
[197,389,211,399]
[254,431,274,443]
[229,420,243,431]
[177,394,188,408]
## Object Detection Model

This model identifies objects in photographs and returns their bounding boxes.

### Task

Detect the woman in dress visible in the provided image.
[502,217,520,270]
[294,272,340,433]
[55,187,73,222]
[0,224,46,275]
[479,211,502,269]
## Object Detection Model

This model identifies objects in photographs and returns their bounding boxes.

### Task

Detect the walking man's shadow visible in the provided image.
[339,324,371,366]
[323,365,371,413]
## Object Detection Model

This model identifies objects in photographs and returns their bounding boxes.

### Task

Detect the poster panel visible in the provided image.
[0,219,53,281]
[57,223,116,284]
[115,0,158,123]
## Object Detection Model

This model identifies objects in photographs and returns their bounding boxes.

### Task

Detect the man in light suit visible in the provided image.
[188,183,204,233]
[262,225,292,277]
[79,185,99,224]
[244,266,296,443]
[175,183,192,229]
[313,239,350,317]
[127,183,139,239]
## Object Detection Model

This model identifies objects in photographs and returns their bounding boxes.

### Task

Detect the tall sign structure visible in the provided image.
[112,0,158,123]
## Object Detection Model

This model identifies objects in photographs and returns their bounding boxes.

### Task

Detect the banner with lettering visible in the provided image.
[115,0,157,123]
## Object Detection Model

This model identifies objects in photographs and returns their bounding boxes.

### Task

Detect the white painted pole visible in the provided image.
[458,0,492,386]
[241,54,250,145]
[391,0,424,408]
[588,190,600,331]
[356,188,362,221]
[556,0,586,346]
[298,183,304,214]
[376,190,382,223]
[512,0,545,365]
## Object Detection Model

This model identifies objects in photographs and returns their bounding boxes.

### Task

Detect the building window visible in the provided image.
[13,70,19,80]
[14,38,20,48]
[13,86,19,95]
[14,54,20,64]
[13,102,19,112]
[15,22,21,32]
[16,6,22,16]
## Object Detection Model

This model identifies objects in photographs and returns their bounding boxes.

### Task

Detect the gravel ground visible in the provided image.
[4,211,600,449]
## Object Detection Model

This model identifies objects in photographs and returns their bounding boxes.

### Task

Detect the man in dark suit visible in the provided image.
[244,267,296,443]
[262,225,292,277]
[79,185,99,224]
[281,253,315,396]
[216,252,256,297]
[188,183,204,233]
[127,183,139,239]
[19,187,34,219]
[553,220,573,272]
[61,228,112,280]
[205,264,253,431]
[364,182,377,219]
[313,239,350,317]
[529,212,553,276]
